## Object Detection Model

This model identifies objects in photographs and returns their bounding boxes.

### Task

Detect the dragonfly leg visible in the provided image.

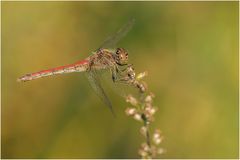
[111,64,135,84]
[111,67,121,82]
[121,64,133,71]
[111,66,123,82]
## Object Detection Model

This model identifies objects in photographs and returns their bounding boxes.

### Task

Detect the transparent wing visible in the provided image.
[86,69,116,116]
[98,18,135,49]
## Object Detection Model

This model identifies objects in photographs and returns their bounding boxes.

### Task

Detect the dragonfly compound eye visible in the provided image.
[115,48,128,65]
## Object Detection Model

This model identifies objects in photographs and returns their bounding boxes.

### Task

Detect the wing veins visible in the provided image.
[98,18,135,49]
[86,69,116,116]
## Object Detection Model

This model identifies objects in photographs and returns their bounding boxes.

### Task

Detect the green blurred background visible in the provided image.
[2,1,238,158]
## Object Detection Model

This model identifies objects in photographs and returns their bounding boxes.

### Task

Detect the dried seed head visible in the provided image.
[133,113,142,121]
[157,148,166,155]
[145,106,157,116]
[145,95,153,103]
[143,115,154,122]
[153,132,160,139]
[126,95,138,106]
[154,137,163,145]
[138,149,147,157]
[153,129,161,138]
[153,129,163,145]
[145,103,152,109]
[143,106,157,121]
[150,107,157,115]
[141,143,150,152]
[125,108,136,116]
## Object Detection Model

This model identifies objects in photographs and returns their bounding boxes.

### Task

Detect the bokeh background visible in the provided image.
[2,1,238,159]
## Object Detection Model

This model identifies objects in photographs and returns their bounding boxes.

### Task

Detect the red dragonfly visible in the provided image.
[17,19,135,115]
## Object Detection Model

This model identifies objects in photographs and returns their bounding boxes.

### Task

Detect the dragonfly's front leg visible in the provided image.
[111,64,135,84]
[111,66,120,83]
[119,64,135,80]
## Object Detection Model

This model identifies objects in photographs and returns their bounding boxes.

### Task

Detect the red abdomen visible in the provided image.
[18,59,89,82]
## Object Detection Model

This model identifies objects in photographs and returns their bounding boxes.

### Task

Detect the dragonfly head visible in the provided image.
[115,48,128,65]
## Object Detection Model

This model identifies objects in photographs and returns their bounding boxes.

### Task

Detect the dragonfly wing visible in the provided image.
[98,18,135,49]
[86,69,116,116]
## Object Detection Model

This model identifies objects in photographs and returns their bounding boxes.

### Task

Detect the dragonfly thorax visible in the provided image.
[115,48,128,66]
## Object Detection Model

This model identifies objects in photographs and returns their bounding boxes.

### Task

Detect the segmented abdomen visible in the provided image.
[17,59,89,82]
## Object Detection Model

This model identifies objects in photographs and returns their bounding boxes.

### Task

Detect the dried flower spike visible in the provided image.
[123,63,164,159]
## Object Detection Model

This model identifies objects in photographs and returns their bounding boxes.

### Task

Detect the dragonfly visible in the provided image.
[17,19,135,116]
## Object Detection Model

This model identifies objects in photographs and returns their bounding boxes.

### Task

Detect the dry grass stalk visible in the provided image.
[123,65,165,159]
